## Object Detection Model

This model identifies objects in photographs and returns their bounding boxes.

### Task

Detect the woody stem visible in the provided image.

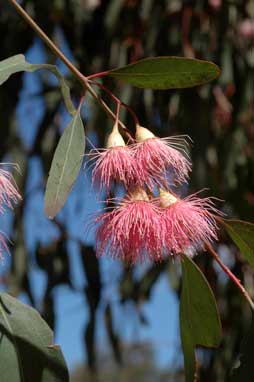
[206,242,254,310]
[8,0,85,84]
[8,0,128,130]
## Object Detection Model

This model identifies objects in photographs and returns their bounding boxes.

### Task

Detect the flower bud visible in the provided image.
[135,125,155,143]
[106,124,125,148]
[129,188,149,202]
[159,189,177,208]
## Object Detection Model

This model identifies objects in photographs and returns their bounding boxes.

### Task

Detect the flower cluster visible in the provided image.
[91,123,220,263]
[0,166,21,258]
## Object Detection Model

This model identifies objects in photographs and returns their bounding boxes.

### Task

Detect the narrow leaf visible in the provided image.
[180,256,222,382]
[0,54,75,115]
[108,57,220,89]
[223,219,254,269]
[44,109,85,218]
[0,293,69,382]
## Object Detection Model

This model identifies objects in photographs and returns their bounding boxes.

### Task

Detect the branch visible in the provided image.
[206,242,254,310]
[8,0,129,131]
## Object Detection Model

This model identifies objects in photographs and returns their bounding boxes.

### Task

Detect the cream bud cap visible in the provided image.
[159,189,178,208]
[106,124,125,148]
[135,125,155,143]
[129,188,149,202]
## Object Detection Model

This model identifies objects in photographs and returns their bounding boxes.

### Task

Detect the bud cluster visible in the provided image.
[90,123,220,263]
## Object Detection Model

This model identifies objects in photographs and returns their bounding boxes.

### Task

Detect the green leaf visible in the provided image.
[180,256,222,382]
[223,219,254,269]
[0,292,69,382]
[108,57,220,89]
[0,55,28,85]
[0,54,75,115]
[0,54,85,219]
[44,109,85,218]
[231,313,254,382]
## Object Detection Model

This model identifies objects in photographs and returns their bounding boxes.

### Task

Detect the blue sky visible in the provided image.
[0,35,181,374]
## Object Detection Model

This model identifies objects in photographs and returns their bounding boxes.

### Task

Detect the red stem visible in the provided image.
[78,92,87,109]
[88,79,120,104]
[115,102,120,125]
[87,71,110,80]
[88,80,140,126]
[88,81,134,142]
[206,242,254,310]
[121,102,140,126]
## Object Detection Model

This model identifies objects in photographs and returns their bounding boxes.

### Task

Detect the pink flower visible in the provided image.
[0,168,21,212]
[160,190,220,255]
[91,125,141,192]
[95,189,165,263]
[132,126,191,188]
[92,146,140,192]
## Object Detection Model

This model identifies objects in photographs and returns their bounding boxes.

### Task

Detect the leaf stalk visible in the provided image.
[206,242,254,310]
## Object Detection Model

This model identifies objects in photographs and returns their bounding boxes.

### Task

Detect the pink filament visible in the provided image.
[132,137,191,187]
[92,146,142,192]
[163,195,219,255]
[95,198,165,263]
[0,169,21,212]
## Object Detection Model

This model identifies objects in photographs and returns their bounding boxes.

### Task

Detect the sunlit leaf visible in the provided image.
[223,219,254,269]
[108,57,220,89]
[0,54,75,115]
[180,256,222,382]
[44,109,85,218]
[0,293,69,382]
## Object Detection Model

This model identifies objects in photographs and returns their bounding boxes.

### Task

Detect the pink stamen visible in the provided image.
[0,169,21,212]
[95,196,165,263]
[162,194,220,255]
[131,137,191,188]
[91,146,141,192]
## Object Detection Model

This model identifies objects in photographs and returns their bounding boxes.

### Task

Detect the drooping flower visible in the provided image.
[0,168,21,212]
[95,188,165,263]
[132,125,191,188]
[160,189,220,255]
[91,124,141,192]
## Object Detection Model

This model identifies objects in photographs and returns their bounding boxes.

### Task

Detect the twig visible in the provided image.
[8,0,128,131]
[88,80,140,126]
[206,242,254,310]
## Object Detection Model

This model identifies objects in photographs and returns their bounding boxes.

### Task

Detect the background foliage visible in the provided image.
[0,0,254,381]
